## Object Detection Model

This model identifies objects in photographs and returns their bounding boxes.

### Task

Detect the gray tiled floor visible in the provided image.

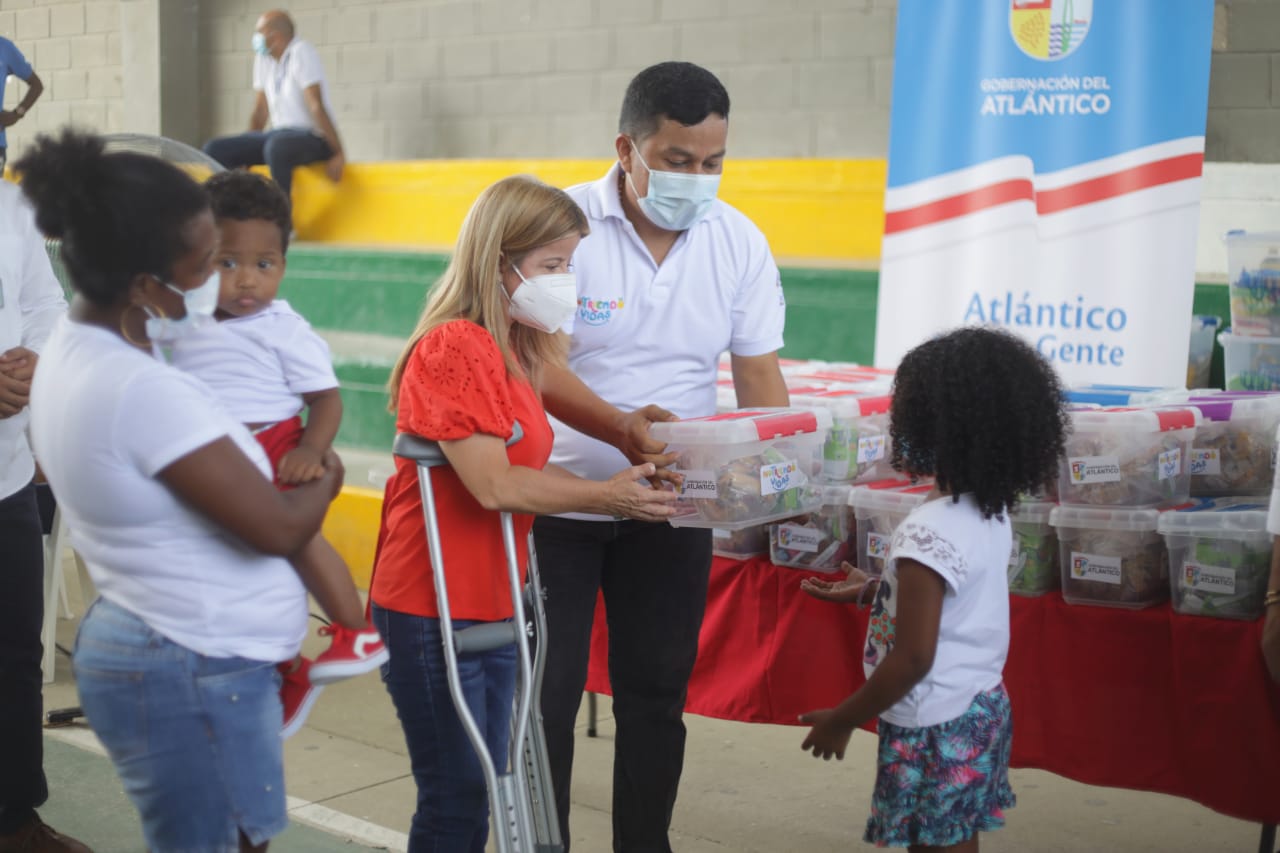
[39,560,1272,852]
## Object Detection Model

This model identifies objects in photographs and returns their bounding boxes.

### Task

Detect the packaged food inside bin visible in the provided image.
[656,408,833,530]
[1224,230,1280,337]
[1183,392,1280,496]
[711,524,771,559]
[1049,505,1170,609]
[768,484,854,572]
[850,480,934,576]
[1008,499,1059,597]
[791,390,894,485]
[1157,497,1273,620]
[1058,407,1201,507]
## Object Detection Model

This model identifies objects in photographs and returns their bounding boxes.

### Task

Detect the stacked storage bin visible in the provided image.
[1219,231,1280,390]
[768,484,855,573]
[1049,406,1202,608]
[849,480,934,577]
[1158,497,1273,620]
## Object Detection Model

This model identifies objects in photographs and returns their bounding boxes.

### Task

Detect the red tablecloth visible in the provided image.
[585,555,1280,824]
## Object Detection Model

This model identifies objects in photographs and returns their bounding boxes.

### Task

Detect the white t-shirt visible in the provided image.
[252,37,333,133]
[170,300,338,425]
[0,182,66,500]
[30,319,307,662]
[864,493,1012,728]
[550,163,786,515]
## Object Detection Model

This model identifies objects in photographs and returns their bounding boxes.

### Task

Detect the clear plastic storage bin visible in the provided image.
[1188,315,1221,389]
[768,484,855,572]
[656,408,833,530]
[850,480,934,576]
[1009,500,1059,597]
[712,524,771,559]
[1059,407,1201,507]
[1157,497,1273,620]
[1049,505,1170,609]
[1224,230,1280,337]
[791,390,895,485]
[1184,392,1280,496]
[1220,331,1280,391]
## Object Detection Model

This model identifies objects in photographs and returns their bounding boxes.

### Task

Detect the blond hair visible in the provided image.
[388,175,588,410]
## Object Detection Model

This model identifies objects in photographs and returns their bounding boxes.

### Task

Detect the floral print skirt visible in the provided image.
[865,683,1016,848]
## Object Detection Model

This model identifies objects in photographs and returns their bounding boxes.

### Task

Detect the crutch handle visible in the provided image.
[455,621,521,654]
[394,422,525,468]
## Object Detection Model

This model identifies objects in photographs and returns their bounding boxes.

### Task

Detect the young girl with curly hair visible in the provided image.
[799,326,1068,852]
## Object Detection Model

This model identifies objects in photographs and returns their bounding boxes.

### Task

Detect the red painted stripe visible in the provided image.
[700,409,822,438]
[884,179,1034,234]
[1035,153,1204,215]
[883,153,1204,235]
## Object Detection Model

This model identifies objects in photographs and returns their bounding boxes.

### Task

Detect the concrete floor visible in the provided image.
[38,567,1274,853]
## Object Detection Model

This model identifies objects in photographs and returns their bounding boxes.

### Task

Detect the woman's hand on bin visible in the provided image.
[603,463,679,522]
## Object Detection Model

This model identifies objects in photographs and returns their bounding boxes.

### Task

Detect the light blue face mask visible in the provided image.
[626,140,721,232]
[144,270,221,351]
[252,32,270,57]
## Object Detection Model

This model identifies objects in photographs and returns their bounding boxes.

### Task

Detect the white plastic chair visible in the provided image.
[41,505,88,683]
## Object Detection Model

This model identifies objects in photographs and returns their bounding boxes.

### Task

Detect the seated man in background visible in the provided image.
[203,9,344,201]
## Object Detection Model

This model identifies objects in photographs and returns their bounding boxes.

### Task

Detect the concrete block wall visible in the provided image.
[2,0,1279,166]
[0,0,123,154]
[198,0,898,161]
[1207,0,1280,162]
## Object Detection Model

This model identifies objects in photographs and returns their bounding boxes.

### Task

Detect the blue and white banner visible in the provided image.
[873,0,1215,385]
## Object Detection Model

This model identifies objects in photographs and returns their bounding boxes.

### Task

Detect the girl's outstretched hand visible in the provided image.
[799,561,879,605]
[798,708,854,760]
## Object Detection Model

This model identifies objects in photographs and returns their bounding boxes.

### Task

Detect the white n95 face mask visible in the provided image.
[145,269,221,345]
[505,268,577,334]
[627,140,721,232]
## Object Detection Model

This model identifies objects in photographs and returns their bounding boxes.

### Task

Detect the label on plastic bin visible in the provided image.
[1067,456,1122,484]
[1157,448,1182,480]
[1189,448,1221,476]
[857,435,887,464]
[1183,562,1236,594]
[1069,551,1122,585]
[712,528,730,539]
[759,459,799,495]
[676,470,719,499]
[777,524,822,553]
[867,532,890,561]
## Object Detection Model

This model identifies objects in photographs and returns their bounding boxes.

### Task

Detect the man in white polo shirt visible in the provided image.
[0,183,88,852]
[203,9,345,201]
[536,62,789,852]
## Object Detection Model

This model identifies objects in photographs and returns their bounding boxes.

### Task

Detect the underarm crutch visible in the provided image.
[393,424,563,853]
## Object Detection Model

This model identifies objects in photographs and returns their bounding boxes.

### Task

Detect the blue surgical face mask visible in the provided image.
[144,269,221,351]
[252,32,270,57]
[625,139,721,232]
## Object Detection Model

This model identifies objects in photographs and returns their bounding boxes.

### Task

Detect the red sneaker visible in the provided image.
[279,657,323,739]
[309,622,389,685]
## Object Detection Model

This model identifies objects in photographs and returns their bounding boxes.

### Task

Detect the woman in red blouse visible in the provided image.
[372,175,677,853]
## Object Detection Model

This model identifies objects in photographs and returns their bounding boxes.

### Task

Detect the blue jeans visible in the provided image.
[373,605,517,853]
[73,598,288,852]
[202,128,331,198]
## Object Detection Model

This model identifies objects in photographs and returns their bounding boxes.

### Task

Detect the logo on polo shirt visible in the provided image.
[578,295,625,326]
